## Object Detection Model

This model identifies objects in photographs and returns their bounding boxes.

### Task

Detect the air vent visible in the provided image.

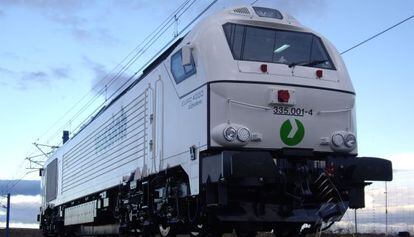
[233,7,250,15]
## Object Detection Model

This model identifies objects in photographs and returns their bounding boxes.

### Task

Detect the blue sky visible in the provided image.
[0,0,413,230]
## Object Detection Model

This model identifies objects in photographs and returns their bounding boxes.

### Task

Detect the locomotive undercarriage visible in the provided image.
[40,150,391,237]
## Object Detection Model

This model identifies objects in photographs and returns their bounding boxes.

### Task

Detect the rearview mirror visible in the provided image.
[182,45,192,66]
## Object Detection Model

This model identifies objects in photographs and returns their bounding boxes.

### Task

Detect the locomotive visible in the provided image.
[39,6,392,237]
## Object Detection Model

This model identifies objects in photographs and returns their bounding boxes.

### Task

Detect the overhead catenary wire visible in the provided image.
[0,142,53,198]
[95,0,200,100]
[67,0,205,137]
[341,13,414,55]
[43,1,193,143]
[92,0,197,95]
[0,171,30,205]
[1,173,29,197]
[38,0,196,145]
[1,0,202,196]
[55,0,218,141]
[2,0,219,197]
[0,158,28,196]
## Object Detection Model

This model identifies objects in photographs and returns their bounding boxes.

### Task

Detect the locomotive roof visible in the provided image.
[64,5,318,146]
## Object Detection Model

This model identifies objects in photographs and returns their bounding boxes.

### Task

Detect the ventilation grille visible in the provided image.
[233,7,250,15]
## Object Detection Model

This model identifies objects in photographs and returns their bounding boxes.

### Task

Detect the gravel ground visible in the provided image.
[0,229,403,237]
[0,228,43,237]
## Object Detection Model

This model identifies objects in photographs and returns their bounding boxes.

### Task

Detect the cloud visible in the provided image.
[388,153,414,170]
[0,0,85,11]
[85,57,135,98]
[0,66,14,75]
[0,0,118,44]
[0,51,25,61]
[0,67,17,87]
[70,27,119,44]
[332,170,414,233]
[331,221,414,234]
[49,13,118,44]
[51,67,71,79]
[0,180,42,226]
[0,222,39,229]
[18,70,57,89]
[0,66,72,90]
[40,12,113,43]
[274,0,327,14]
[112,0,150,10]
[10,194,41,206]
[0,180,40,196]
[0,195,40,225]
[21,71,49,84]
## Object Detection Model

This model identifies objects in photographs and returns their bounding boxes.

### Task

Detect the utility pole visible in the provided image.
[385,182,388,236]
[354,209,358,236]
[5,193,10,237]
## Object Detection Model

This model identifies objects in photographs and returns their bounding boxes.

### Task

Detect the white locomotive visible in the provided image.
[40,6,392,237]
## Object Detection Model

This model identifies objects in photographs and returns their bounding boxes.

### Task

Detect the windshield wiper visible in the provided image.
[288,60,328,68]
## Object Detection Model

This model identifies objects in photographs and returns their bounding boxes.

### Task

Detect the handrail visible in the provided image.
[317,108,352,114]
[227,98,272,111]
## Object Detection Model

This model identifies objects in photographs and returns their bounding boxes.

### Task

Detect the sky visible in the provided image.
[0,0,413,232]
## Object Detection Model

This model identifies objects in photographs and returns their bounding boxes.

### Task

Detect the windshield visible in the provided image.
[223,23,335,70]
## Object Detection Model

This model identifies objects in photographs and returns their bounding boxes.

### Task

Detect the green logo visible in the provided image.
[280,119,305,146]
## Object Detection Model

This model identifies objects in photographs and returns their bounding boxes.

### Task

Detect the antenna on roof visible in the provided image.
[174,14,179,37]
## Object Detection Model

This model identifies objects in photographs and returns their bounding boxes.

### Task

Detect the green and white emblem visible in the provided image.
[280,119,305,146]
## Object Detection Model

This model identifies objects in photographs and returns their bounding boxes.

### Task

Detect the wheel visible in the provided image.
[190,224,223,237]
[159,223,175,237]
[189,223,204,237]
[300,223,321,235]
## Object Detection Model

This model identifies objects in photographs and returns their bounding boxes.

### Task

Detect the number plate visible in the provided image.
[273,106,313,117]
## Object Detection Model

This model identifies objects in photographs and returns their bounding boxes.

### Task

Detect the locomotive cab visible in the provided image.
[186,6,393,233]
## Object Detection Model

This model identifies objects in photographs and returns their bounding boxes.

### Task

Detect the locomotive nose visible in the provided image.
[209,82,356,154]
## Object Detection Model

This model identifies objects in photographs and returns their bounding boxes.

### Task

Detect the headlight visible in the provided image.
[237,127,251,142]
[331,134,344,147]
[223,126,237,141]
[344,134,356,148]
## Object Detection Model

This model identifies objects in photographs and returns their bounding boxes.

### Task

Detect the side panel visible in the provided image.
[43,63,208,206]
[61,91,148,194]
[158,64,208,195]
[51,82,153,205]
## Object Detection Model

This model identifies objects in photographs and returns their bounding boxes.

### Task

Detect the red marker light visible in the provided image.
[316,69,323,78]
[278,90,290,103]
[260,64,268,73]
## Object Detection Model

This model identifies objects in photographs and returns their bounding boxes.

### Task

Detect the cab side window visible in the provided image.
[171,49,196,84]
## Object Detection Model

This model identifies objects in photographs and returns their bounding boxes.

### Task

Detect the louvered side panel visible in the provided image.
[61,90,149,195]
